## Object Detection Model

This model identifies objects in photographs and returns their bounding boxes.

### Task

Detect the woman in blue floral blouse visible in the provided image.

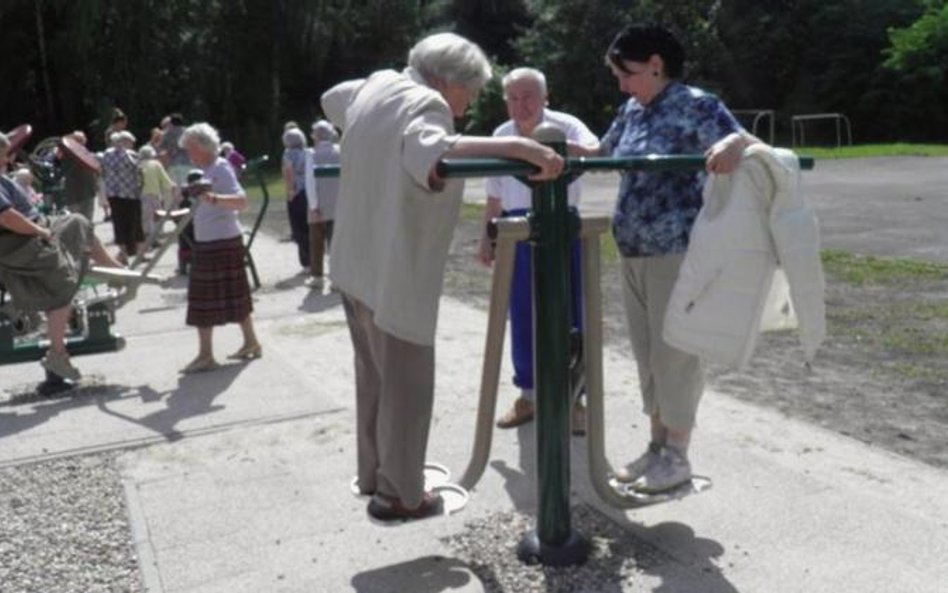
[594,23,761,494]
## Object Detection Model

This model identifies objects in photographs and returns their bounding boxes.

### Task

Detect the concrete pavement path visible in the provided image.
[2,175,947,591]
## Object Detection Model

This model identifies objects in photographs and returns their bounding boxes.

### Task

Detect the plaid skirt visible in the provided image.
[186,236,253,327]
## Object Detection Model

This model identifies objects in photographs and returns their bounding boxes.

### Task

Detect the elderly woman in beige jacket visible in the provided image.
[322,32,563,522]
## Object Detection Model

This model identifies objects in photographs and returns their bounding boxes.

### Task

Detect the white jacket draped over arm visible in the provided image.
[663,145,826,368]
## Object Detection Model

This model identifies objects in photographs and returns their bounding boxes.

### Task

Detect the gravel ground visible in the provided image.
[0,454,143,593]
[443,505,702,593]
[4,188,943,591]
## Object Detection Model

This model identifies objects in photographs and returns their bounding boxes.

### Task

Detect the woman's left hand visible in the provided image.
[705,133,747,175]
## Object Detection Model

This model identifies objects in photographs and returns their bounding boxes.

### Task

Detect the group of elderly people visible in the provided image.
[323,22,757,522]
[4,21,759,524]
[0,121,261,380]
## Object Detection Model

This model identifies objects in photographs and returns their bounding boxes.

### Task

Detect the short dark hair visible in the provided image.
[169,113,185,126]
[606,23,685,79]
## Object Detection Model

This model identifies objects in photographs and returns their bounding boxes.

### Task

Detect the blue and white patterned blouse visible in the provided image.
[601,81,742,257]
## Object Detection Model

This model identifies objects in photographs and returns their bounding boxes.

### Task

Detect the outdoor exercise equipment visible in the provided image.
[1,125,269,394]
[792,112,853,147]
[314,136,815,560]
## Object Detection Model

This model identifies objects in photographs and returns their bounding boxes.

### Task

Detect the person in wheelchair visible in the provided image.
[0,132,124,381]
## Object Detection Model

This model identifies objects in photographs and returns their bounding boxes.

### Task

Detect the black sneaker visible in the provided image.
[367,492,444,523]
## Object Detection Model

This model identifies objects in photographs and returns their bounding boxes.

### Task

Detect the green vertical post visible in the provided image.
[516,124,588,566]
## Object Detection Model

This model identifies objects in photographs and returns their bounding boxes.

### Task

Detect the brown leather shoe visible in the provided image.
[367,492,444,522]
[496,397,534,429]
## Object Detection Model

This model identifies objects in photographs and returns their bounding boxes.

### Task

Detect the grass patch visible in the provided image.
[821,249,948,285]
[460,202,484,221]
[791,144,948,159]
[244,169,285,202]
[823,248,948,381]
[600,231,619,263]
[882,327,948,355]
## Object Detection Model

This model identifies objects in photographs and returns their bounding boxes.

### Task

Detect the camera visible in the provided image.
[181,169,213,200]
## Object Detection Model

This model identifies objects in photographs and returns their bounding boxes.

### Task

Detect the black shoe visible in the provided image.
[367,492,443,523]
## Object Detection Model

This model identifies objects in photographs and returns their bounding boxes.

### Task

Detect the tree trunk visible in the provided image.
[34,0,57,128]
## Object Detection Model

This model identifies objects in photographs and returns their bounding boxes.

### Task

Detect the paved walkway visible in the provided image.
[2,173,947,591]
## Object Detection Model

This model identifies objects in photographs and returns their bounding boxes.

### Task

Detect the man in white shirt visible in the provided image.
[476,67,600,433]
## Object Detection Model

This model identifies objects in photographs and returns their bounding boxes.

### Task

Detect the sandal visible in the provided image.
[227,343,262,360]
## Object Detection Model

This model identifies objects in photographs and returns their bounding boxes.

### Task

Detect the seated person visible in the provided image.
[11,168,43,205]
[0,132,124,381]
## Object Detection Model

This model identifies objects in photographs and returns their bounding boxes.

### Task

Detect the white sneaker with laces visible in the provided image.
[631,445,692,494]
[614,441,663,483]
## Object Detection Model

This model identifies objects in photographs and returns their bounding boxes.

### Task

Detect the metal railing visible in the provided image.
[315,138,815,566]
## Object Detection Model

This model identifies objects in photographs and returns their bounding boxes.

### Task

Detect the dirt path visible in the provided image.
[446,157,948,469]
[259,156,948,469]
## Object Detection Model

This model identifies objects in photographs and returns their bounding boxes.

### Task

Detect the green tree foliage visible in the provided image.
[715,0,925,143]
[2,0,946,152]
[423,0,532,63]
[513,0,638,135]
[514,0,724,135]
[1,0,425,156]
[876,0,948,139]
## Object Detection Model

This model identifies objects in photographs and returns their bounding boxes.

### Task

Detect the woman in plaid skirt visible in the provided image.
[178,123,261,373]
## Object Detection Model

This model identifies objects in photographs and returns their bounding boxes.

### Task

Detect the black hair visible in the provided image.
[169,113,185,126]
[111,107,127,123]
[606,23,685,79]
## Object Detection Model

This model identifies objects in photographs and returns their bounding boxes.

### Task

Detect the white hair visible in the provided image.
[282,127,307,149]
[502,67,548,98]
[220,141,234,153]
[12,168,32,183]
[139,145,157,159]
[180,122,221,155]
[110,130,136,147]
[0,132,10,152]
[310,120,337,142]
[408,32,492,91]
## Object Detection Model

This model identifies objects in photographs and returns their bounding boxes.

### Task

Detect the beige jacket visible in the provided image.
[321,68,461,345]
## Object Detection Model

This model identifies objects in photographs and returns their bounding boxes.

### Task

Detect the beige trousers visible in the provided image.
[621,254,704,431]
[342,294,434,508]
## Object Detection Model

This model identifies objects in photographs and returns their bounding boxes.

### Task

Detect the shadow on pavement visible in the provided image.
[0,380,129,440]
[351,555,479,593]
[94,362,249,441]
[298,289,342,314]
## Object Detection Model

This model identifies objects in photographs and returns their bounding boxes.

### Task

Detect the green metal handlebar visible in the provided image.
[313,154,815,179]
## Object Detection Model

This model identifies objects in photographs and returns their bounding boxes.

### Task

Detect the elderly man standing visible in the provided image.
[322,33,563,522]
[477,67,600,433]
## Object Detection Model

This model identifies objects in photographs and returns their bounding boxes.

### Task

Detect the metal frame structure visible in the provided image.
[314,141,816,566]
[732,109,776,145]
[792,113,853,147]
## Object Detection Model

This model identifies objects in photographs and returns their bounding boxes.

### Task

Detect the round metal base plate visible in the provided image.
[608,475,713,507]
[430,482,469,515]
[350,461,452,497]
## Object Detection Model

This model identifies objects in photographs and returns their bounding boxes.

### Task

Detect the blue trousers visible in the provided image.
[506,208,584,394]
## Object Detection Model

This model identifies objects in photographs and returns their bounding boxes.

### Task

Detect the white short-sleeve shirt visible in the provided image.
[485,109,598,211]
